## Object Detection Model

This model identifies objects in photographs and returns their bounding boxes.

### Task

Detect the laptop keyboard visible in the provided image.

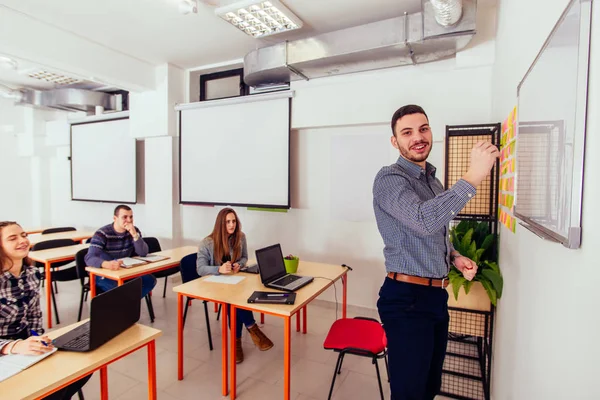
[273,275,301,287]
[62,322,91,349]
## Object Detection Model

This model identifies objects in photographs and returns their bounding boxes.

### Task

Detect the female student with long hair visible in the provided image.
[197,208,273,364]
[0,221,90,399]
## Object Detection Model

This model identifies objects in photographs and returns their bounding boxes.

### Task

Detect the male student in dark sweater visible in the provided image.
[85,205,157,297]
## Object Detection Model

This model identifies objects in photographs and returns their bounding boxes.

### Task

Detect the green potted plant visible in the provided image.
[283,254,299,274]
[448,220,503,307]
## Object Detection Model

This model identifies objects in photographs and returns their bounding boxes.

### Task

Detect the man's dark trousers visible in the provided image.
[377,277,450,400]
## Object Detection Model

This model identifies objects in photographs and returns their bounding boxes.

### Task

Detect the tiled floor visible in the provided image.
[43,278,452,400]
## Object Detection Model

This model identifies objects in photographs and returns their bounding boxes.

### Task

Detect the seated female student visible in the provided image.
[197,208,273,364]
[0,221,91,399]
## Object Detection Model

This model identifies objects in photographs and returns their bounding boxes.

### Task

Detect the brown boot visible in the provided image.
[236,338,244,364]
[247,324,274,351]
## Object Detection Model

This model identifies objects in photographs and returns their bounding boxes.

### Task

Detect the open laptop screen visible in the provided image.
[256,244,287,284]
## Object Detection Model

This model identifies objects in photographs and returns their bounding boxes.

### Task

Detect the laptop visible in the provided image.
[256,244,313,292]
[53,278,142,352]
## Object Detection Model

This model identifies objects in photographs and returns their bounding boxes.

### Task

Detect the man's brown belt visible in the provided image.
[387,272,449,288]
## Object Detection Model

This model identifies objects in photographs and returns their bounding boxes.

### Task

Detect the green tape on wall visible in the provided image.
[247,207,288,213]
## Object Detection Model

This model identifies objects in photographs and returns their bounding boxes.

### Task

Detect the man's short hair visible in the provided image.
[391,105,429,136]
[114,204,132,217]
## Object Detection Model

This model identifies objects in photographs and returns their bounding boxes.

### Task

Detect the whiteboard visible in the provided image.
[71,118,136,203]
[177,91,291,208]
[515,0,592,248]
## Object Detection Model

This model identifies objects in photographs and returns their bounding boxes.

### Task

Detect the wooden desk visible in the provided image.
[0,322,161,400]
[28,231,94,247]
[173,261,349,400]
[23,227,48,235]
[29,244,90,329]
[86,246,198,297]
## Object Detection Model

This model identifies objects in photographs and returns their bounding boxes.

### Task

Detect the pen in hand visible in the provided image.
[30,330,49,346]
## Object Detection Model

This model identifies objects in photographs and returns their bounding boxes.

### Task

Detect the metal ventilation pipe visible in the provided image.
[430,0,463,26]
[0,84,23,102]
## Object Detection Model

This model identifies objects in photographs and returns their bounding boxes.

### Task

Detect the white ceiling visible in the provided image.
[0,0,423,69]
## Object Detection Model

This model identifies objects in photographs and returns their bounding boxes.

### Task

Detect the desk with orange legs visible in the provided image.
[28,231,94,247]
[85,246,198,297]
[29,243,90,329]
[0,322,161,400]
[173,261,349,400]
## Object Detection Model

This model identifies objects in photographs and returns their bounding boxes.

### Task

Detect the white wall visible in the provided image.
[0,97,64,228]
[491,0,600,398]
[0,98,33,225]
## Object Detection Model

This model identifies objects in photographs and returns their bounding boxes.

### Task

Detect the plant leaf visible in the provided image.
[474,248,485,264]
[484,260,501,274]
[456,220,469,235]
[461,228,474,251]
[450,275,467,301]
[448,267,460,279]
[481,234,494,251]
[464,280,474,295]
[478,277,497,306]
[482,269,504,299]
[468,240,477,259]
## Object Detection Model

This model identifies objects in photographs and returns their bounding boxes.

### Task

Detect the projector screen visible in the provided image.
[178,92,291,208]
[71,117,137,203]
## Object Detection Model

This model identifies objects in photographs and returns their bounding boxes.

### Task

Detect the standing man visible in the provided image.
[373,105,498,399]
[85,205,157,298]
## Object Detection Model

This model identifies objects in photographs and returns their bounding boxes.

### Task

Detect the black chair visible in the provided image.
[180,253,217,351]
[146,237,179,298]
[75,248,156,323]
[32,239,80,325]
[41,227,76,235]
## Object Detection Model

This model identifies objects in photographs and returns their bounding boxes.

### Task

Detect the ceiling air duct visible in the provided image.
[15,88,120,113]
[243,0,476,87]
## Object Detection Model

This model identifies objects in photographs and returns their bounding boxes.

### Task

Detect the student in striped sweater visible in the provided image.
[85,205,156,297]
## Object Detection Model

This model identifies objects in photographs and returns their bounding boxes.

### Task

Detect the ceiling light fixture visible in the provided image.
[0,56,18,70]
[179,0,198,15]
[215,0,303,38]
[27,70,81,85]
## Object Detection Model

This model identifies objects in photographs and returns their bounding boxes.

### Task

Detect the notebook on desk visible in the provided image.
[248,291,296,305]
[119,255,170,268]
[119,257,147,268]
[134,255,169,263]
[0,346,58,382]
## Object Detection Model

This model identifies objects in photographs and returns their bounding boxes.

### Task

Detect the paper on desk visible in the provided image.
[0,346,58,382]
[119,257,147,267]
[135,255,169,262]
[204,275,246,284]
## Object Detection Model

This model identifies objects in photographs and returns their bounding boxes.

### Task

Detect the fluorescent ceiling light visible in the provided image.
[215,0,303,38]
[27,70,80,86]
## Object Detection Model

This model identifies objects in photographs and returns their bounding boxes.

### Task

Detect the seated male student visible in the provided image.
[84,205,156,298]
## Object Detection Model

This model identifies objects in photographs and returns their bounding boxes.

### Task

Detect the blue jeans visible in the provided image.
[96,275,157,298]
[377,277,449,400]
[226,304,256,339]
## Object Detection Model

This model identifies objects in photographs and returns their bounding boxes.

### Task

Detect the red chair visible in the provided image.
[323,317,389,399]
